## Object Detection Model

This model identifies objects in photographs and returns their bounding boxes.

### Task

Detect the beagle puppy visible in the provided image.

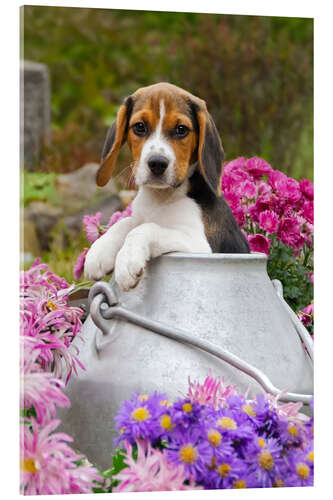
[84,82,249,290]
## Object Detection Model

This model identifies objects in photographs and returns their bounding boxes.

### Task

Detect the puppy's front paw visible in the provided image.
[84,237,117,281]
[115,242,148,291]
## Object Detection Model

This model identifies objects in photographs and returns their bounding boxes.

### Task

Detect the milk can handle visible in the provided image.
[272,280,314,362]
[88,281,313,406]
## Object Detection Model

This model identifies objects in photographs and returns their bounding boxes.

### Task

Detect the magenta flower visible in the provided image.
[300,199,314,224]
[258,210,279,234]
[114,439,201,492]
[277,217,302,248]
[248,234,271,255]
[299,179,314,200]
[236,180,257,199]
[298,303,314,327]
[83,211,103,243]
[73,248,88,280]
[245,157,273,180]
[21,419,101,495]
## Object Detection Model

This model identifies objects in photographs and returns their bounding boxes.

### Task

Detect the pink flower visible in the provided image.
[73,248,88,280]
[258,210,279,234]
[245,157,273,180]
[264,391,310,424]
[21,337,70,425]
[106,203,132,231]
[20,262,85,382]
[114,439,201,492]
[248,233,271,255]
[83,212,103,243]
[299,178,314,200]
[20,419,101,495]
[187,370,238,409]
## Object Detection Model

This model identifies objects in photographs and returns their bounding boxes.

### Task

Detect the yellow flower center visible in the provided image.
[259,451,274,470]
[233,479,247,489]
[160,414,173,431]
[179,444,197,464]
[288,425,298,437]
[182,403,193,413]
[207,456,216,470]
[274,479,284,487]
[242,404,256,417]
[306,451,314,463]
[218,463,231,477]
[138,394,149,402]
[46,301,57,311]
[217,416,237,430]
[160,399,172,408]
[21,458,38,473]
[131,407,150,422]
[207,429,222,447]
[258,438,265,448]
[296,463,310,480]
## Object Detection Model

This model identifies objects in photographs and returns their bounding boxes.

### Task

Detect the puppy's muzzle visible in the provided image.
[148,155,169,176]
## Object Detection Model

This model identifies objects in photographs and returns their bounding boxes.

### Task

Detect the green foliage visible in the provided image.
[267,240,313,312]
[23,171,57,206]
[92,448,127,493]
[22,7,313,179]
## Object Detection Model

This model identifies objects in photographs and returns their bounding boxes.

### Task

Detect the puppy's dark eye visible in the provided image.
[133,122,147,136]
[175,125,189,138]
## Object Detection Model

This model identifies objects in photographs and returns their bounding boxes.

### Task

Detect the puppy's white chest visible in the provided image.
[132,186,205,232]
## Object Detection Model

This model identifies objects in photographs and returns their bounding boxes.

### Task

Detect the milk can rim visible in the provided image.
[159,252,267,261]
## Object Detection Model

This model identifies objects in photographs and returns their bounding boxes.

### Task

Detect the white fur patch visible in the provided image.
[135,100,176,187]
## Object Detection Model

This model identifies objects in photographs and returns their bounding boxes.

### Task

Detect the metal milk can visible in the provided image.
[60,253,313,470]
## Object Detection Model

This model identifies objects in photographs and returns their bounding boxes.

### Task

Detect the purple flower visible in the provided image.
[115,392,167,445]
[169,398,204,428]
[245,437,284,488]
[258,210,279,234]
[248,234,271,255]
[205,452,250,489]
[83,212,103,243]
[167,427,213,480]
[284,449,314,487]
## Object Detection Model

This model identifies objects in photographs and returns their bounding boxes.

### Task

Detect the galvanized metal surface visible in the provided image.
[59,253,313,470]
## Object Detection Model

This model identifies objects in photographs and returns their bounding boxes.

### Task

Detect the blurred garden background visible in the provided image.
[21,6,313,282]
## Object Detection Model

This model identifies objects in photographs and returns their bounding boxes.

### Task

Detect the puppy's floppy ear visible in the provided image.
[96,96,134,187]
[190,100,224,196]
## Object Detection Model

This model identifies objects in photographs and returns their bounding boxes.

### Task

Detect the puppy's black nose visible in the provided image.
[148,155,169,176]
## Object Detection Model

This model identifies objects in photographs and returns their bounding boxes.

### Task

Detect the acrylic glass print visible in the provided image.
[20,5,314,494]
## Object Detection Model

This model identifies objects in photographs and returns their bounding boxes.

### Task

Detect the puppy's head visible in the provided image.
[97,82,224,195]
